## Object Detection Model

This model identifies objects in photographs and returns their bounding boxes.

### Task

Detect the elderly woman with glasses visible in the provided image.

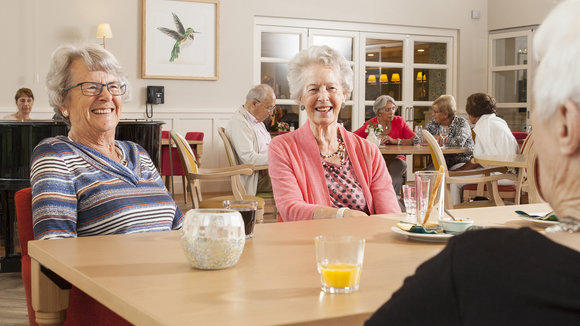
[354,95,415,198]
[31,44,182,240]
[268,46,400,221]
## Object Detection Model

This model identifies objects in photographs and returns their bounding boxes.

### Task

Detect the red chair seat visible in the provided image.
[462,183,516,192]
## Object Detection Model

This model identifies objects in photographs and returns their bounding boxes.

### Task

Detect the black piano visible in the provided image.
[0,119,164,273]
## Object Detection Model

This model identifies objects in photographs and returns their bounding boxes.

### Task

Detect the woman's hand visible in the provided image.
[344,209,368,218]
[382,135,397,145]
[434,135,444,146]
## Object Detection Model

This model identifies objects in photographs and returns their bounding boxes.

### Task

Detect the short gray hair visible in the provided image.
[432,95,457,117]
[373,95,397,115]
[46,43,129,124]
[533,0,580,121]
[245,84,275,102]
[287,45,353,102]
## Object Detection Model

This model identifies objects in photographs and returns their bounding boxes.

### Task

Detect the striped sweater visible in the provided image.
[31,136,183,240]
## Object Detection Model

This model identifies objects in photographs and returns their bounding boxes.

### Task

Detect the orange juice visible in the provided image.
[320,263,361,289]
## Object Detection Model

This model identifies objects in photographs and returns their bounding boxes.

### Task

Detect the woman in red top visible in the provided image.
[354,95,414,199]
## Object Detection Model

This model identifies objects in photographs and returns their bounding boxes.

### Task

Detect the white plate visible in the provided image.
[518,216,558,227]
[390,226,453,243]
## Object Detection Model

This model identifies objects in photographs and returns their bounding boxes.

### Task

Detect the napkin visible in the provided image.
[396,222,443,234]
[515,210,558,221]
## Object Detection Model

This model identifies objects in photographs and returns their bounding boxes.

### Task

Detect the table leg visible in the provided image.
[31,259,70,326]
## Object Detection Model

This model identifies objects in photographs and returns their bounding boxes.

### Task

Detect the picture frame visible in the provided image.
[141,0,219,80]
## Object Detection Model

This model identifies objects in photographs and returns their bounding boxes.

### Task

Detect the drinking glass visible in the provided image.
[402,185,417,223]
[315,235,365,294]
[223,200,258,238]
[414,125,423,146]
[415,171,445,225]
[440,127,449,148]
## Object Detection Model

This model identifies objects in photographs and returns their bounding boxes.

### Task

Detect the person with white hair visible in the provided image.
[32,44,182,240]
[268,45,400,221]
[366,1,580,324]
[226,84,276,195]
[354,95,415,199]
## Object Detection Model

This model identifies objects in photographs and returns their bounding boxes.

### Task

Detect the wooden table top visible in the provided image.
[379,145,468,155]
[473,154,527,168]
[29,203,551,326]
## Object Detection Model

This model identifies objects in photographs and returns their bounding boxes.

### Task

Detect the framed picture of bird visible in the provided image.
[141,0,219,80]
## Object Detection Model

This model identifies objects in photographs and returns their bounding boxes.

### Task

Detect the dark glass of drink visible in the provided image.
[222,200,258,238]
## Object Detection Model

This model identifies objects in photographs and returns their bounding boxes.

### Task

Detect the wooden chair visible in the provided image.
[217,126,277,221]
[15,188,131,326]
[169,130,266,219]
[518,131,544,203]
[422,130,517,209]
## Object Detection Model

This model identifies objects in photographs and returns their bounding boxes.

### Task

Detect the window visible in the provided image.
[255,18,456,131]
[488,28,535,131]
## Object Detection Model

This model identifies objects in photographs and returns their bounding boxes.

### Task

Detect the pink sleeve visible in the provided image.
[268,136,317,221]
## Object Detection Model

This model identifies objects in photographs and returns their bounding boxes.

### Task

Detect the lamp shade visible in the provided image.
[391,73,400,83]
[96,24,113,39]
[416,71,423,81]
[380,74,389,84]
[367,74,377,84]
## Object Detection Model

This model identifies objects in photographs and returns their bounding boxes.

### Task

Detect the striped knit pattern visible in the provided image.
[31,136,183,240]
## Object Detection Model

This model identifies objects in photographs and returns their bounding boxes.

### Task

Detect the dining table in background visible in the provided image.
[380,144,469,175]
[161,138,204,164]
[28,202,551,326]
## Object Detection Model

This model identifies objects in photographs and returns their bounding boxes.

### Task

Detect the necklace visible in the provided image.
[545,217,580,233]
[320,133,346,161]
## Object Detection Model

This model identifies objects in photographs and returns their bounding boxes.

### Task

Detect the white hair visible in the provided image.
[373,95,397,115]
[287,45,353,102]
[533,0,580,120]
[245,84,274,102]
[46,43,129,124]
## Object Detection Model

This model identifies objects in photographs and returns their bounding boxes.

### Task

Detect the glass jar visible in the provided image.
[180,209,246,270]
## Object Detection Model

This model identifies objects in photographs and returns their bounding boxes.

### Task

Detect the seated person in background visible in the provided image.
[226,84,276,195]
[4,88,34,121]
[354,95,414,198]
[446,93,520,204]
[32,43,182,240]
[366,1,580,324]
[269,45,400,221]
[460,92,519,170]
[425,94,474,170]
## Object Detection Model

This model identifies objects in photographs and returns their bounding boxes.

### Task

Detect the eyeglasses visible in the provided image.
[254,99,276,112]
[381,106,398,113]
[64,81,127,96]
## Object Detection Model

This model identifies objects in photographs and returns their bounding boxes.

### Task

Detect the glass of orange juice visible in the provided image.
[314,235,365,294]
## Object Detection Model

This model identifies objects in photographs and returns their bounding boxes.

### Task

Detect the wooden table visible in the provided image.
[379,144,468,155]
[474,154,528,204]
[28,203,551,326]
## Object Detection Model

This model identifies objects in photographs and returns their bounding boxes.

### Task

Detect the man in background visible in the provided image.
[226,84,276,195]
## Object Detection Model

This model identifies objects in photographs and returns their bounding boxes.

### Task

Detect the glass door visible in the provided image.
[359,34,453,130]
[488,29,534,131]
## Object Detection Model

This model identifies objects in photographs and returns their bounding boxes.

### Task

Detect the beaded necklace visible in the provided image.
[320,132,346,171]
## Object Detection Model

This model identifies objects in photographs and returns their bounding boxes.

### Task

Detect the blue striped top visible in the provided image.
[31,136,183,240]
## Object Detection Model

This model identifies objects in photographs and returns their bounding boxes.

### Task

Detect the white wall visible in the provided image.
[488,0,560,30]
[1,0,553,192]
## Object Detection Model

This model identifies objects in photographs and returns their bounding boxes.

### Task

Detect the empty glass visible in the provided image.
[402,185,417,223]
[440,126,449,148]
[414,125,423,145]
[415,171,445,225]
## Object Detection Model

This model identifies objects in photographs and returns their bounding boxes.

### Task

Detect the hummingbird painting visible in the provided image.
[157,13,199,62]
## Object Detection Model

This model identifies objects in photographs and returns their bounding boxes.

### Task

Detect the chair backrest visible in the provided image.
[170,130,202,207]
[520,132,544,204]
[15,187,33,256]
[217,127,239,167]
[422,129,449,174]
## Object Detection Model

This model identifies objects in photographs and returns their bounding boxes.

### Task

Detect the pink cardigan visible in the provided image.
[268,122,401,221]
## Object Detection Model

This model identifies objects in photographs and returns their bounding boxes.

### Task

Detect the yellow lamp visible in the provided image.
[380,74,389,84]
[96,24,113,49]
[391,73,400,83]
[367,75,377,85]
[416,71,423,81]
